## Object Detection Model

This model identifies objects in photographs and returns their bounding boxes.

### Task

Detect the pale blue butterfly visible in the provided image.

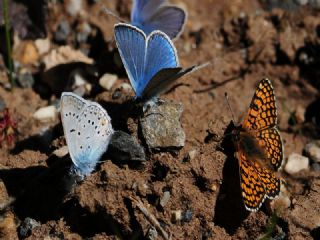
[114,23,206,103]
[131,0,187,39]
[60,92,114,177]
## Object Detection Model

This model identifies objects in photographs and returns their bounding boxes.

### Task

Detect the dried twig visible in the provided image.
[129,196,171,240]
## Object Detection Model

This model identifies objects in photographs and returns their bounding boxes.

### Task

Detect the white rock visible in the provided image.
[270,183,291,212]
[171,210,182,222]
[304,140,320,163]
[33,106,58,122]
[120,83,133,92]
[65,0,83,16]
[42,45,93,70]
[99,73,118,90]
[52,146,69,158]
[285,153,309,175]
[35,38,50,55]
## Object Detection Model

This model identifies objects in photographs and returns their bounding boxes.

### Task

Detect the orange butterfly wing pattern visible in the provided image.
[234,78,283,211]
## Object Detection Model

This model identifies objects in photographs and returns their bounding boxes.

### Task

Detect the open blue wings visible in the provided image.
[115,23,177,100]
[114,23,207,102]
[131,0,186,39]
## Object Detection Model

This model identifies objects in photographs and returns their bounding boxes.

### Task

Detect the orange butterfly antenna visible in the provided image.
[224,92,236,124]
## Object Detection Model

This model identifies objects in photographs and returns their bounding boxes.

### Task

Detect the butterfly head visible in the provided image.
[231,124,242,143]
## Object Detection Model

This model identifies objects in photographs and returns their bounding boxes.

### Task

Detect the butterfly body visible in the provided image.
[233,129,267,162]
[232,79,283,212]
[131,0,186,39]
[60,92,114,177]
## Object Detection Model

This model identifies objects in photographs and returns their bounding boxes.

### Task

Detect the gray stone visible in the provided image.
[54,20,71,43]
[17,70,34,88]
[182,209,193,222]
[140,100,185,149]
[108,130,146,162]
[160,191,171,207]
[19,217,40,238]
[311,163,320,171]
[146,226,158,240]
[310,0,320,9]
[304,140,320,163]
[76,22,92,44]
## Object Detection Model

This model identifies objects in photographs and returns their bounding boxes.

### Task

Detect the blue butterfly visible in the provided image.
[131,0,187,39]
[114,23,206,103]
[60,92,114,177]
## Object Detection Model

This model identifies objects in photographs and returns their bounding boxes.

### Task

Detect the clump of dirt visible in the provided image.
[0,0,320,239]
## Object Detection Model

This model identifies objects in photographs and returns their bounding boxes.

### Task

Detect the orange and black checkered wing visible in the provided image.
[237,151,266,211]
[242,79,277,131]
[254,162,281,199]
[256,128,283,170]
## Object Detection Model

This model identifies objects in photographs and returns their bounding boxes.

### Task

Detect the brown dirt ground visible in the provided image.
[1,0,320,239]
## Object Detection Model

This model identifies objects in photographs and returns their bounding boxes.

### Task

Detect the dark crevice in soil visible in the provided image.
[192,171,210,192]
[151,161,169,182]
[62,198,125,238]
[275,43,291,65]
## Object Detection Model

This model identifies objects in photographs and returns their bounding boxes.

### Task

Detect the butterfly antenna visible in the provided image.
[224,92,236,123]
[102,6,126,23]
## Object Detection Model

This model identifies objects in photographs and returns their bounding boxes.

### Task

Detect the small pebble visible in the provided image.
[182,209,193,222]
[73,71,87,87]
[34,38,50,55]
[65,0,83,16]
[108,130,146,162]
[17,69,34,88]
[120,82,133,92]
[146,226,158,240]
[160,191,171,208]
[33,106,58,123]
[311,162,320,171]
[171,210,182,223]
[188,149,198,161]
[140,100,185,149]
[52,146,69,158]
[112,89,122,100]
[304,140,320,163]
[76,22,92,44]
[99,73,118,91]
[54,20,71,43]
[284,153,309,175]
[270,183,291,212]
[19,217,40,238]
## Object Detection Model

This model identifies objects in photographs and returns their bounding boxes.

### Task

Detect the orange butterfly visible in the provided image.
[232,78,283,211]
